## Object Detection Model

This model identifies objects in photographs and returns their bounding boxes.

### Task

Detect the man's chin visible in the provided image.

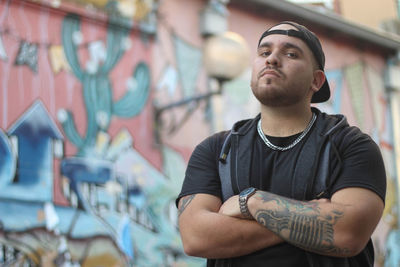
[255,94,303,107]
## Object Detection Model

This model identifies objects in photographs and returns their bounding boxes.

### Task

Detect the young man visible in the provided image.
[176,21,386,266]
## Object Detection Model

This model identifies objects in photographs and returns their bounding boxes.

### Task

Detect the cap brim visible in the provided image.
[311,79,330,103]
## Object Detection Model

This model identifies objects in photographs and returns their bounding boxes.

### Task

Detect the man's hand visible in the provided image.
[219,194,258,220]
[218,195,245,218]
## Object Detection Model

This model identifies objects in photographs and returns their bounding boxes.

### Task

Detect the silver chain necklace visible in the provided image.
[257,113,317,151]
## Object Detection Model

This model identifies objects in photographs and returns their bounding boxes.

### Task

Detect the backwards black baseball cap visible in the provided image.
[258,21,330,103]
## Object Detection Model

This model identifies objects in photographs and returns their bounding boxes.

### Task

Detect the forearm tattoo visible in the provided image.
[254,192,349,254]
[178,195,195,216]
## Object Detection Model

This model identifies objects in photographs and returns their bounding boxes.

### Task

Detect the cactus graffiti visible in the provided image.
[58,13,150,157]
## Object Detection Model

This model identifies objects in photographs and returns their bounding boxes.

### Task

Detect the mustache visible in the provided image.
[257,66,284,79]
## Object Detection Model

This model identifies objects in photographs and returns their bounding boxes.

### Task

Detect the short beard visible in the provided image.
[251,82,306,107]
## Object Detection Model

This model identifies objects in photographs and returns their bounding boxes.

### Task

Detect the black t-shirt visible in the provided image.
[177,113,386,267]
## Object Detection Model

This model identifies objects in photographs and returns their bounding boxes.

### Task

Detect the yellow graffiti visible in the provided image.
[49,45,71,74]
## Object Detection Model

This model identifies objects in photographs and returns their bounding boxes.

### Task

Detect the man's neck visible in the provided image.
[260,105,313,137]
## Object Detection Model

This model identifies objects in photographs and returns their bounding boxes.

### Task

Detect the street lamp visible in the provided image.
[153,31,250,144]
[203,31,250,82]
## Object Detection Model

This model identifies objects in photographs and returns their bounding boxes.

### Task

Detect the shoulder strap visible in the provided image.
[290,132,322,200]
[218,116,258,202]
[291,114,331,200]
[218,130,254,202]
[218,132,234,202]
[292,112,347,200]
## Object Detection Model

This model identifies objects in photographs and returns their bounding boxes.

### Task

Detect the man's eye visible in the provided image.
[287,52,297,58]
[259,50,271,57]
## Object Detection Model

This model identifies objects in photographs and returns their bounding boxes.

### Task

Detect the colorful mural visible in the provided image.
[0,0,201,266]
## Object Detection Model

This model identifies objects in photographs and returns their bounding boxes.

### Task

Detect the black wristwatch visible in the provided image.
[239,187,257,219]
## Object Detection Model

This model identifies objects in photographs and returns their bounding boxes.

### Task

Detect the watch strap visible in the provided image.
[239,187,256,219]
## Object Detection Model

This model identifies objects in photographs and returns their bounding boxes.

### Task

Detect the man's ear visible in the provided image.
[311,70,326,93]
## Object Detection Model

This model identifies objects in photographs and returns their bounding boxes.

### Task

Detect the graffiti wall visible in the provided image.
[0,0,202,266]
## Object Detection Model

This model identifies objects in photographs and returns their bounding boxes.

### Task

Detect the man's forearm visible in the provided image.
[178,194,283,259]
[248,191,352,257]
[180,213,282,258]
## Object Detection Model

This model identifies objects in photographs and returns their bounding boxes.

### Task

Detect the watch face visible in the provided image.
[241,187,255,197]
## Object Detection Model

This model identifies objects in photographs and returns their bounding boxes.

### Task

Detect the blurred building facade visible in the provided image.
[0,0,400,266]
[288,0,400,32]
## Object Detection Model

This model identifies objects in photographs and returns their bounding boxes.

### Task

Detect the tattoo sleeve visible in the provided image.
[254,192,349,255]
[178,195,195,216]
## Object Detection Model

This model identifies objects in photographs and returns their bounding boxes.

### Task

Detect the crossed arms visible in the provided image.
[177,187,384,259]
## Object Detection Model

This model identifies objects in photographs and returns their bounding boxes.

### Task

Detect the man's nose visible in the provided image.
[266,52,279,66]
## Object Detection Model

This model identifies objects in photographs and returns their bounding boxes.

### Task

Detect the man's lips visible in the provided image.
[263,70,280,77]
[258,68,283,79]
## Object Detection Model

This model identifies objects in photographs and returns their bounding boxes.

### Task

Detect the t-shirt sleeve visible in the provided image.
[330,127,386,202]
[175,132,226,208]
